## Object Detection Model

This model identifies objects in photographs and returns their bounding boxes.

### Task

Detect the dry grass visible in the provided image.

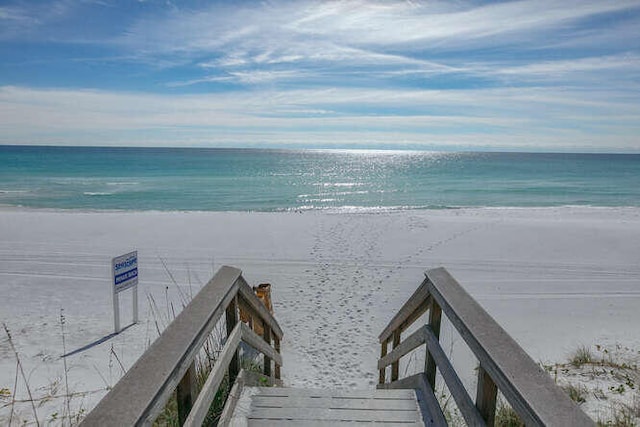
[570,345,593,368]
[495,401,525,427]
[562,383,588,404]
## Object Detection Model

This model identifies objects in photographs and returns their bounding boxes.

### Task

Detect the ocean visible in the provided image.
[1,146,639,211]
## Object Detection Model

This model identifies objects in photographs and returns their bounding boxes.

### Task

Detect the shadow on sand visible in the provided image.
[62,322,136,358]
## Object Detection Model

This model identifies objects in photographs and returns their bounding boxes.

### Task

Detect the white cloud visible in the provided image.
[486,54,640,80]
[110,0,640,91]
[1,85,638,151]
[118,0,640,55]
[2,1,639,152]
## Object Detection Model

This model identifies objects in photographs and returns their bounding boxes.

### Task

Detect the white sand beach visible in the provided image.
[1,207,639,423]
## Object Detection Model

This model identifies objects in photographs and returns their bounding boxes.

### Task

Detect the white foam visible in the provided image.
[83,192,113,196]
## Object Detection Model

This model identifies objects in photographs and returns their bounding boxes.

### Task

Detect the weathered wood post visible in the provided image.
[476,365,498,426]
[379,339,388,384]
[425,298,442,390]
[177,363,197,425]
[262,321,272,377]
[391,329,401,381]
[226,296,240,381]
[274,336,281,380]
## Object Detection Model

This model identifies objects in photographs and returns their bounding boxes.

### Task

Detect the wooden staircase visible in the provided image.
[81,266,594,427]
[228,387,427,426]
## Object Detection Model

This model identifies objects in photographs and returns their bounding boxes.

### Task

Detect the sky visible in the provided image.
[1,0,640,152]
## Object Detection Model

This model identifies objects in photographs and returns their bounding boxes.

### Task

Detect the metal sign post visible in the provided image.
[112,250,139,333]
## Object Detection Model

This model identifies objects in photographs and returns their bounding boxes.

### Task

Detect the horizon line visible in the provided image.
[1,143,639,156]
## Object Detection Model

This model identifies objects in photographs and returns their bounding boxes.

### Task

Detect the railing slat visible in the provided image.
[185,323,281,427]
[377,325,427,370]
[183,322,243,427]
[240,323,283,367]
[423,325,485,426]
[379,279,430,343]
[425,267,594,427]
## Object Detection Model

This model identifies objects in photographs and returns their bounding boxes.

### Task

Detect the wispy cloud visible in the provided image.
[1,0,639,151]
[109,0,640,93]
[2,84,638,151]
[119,1,640,52]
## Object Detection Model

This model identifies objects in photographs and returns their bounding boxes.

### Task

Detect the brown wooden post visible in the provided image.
[176,362,197,425]
[262,320,272,377]
[425,299,442,390]
[274,336,281,380]
[391,330,401,381]
[379,340,388,384]
[226,296,240,381]
[476,365,498,426]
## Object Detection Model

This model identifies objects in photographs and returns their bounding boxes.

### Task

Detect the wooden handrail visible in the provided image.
[378,325,426,370]
[184,322,283,426]
[378,267,594,427]
[80,266,283,426]
[379,279,431,343]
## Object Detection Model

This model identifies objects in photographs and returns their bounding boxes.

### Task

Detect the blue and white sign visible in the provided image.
[112,251,138,293]
[111,250,139,333]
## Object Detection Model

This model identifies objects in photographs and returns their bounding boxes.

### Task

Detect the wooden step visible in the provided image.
[230,387,426,426]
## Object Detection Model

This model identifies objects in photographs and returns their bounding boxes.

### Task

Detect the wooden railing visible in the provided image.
[80,266,283,426]
[378,267,594,427]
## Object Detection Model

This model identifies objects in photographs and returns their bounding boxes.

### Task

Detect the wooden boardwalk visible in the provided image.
[80,266,595,427]
[229,387,427,426]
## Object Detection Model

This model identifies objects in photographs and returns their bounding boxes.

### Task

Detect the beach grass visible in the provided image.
[570,345,594,368]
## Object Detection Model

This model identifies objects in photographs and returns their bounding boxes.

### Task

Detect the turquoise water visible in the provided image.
[1,146,639,211]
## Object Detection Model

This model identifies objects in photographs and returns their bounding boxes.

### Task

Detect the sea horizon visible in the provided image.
[2,143,640,155]
[2,145,639,212]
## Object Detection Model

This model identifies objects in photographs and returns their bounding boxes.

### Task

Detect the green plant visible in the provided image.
[610,384,626,395]
[562,383,587,404]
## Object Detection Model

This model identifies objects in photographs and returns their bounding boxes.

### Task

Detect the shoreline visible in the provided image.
[2,203,640,214]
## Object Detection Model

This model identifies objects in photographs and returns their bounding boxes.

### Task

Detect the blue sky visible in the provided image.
[1,0,639,152]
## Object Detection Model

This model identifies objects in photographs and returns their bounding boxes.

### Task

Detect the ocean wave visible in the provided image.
[83,192,114,196]
[313,182,364,188]
[298,191,370,198]
[280,204,462,213]
[105,181,139,186]
[299,198,340,203]
[51,178,101,185]
[333,190,369,196]
[0,190,30,194]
